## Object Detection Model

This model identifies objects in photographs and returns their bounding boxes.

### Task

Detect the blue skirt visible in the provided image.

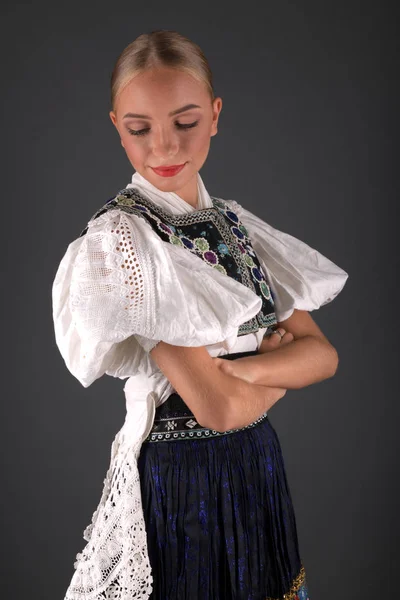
[137,349,310,599]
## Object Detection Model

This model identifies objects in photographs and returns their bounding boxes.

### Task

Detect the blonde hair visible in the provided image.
[110,30,215,112]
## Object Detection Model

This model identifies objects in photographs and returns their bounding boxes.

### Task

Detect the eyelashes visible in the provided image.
[127,120,199,137]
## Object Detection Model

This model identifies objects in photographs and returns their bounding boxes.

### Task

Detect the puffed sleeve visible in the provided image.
[226,199,349,322]
[52,208,262,387]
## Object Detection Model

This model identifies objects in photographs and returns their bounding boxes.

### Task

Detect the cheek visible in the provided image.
[183,128,211,153]
[123,135,147,161]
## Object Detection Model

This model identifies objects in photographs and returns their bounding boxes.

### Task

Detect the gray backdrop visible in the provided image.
[1,1,397,598]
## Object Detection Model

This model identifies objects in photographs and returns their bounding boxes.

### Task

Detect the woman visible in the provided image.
[52,30,348,600]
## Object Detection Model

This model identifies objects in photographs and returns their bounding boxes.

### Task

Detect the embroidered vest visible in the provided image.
[80,188,278,336]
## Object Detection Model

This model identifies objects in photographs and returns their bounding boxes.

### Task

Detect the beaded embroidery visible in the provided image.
[81,188,278,335]
[142,403,270,443]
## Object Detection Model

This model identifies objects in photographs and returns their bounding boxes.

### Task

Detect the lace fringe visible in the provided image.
[64,429,153,600]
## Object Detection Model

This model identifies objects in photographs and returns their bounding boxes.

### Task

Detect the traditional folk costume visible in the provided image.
[52,171,348,599]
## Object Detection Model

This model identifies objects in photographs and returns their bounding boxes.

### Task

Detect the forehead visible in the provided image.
[116,68,208,115]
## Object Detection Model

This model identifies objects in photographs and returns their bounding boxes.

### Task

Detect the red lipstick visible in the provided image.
[151,163,186,177]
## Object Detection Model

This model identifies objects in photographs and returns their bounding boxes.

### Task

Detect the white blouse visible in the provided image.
[52,170,348,600]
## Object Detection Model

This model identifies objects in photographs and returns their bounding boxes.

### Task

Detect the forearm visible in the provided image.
[236,336,338,389]
[150,341,277,432]
[166,358,272,431]
[198,373,279,432]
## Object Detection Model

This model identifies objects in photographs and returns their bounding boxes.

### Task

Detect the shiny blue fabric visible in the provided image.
[137,350,310,599]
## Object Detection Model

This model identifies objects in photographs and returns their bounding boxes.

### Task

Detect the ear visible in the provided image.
[109,110,117,127]
[211,97,222,137]
[109,111,125,148]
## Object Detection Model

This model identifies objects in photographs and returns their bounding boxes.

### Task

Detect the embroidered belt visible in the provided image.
[142,349,269,443]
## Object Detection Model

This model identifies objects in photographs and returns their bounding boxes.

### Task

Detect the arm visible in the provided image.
[218,309,339,390]
[149,342,286,432]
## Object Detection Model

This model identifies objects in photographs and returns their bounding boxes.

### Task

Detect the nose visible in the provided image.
[151,127,179,159]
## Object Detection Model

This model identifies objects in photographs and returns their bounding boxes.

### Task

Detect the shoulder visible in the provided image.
[79,189,155,239]
[212,195,271,234]
[211,195,244,216]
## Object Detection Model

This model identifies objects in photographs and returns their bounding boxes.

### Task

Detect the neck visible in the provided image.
[172,173,199,209]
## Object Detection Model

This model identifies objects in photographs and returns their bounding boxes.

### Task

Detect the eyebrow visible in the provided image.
[122,103,202,120]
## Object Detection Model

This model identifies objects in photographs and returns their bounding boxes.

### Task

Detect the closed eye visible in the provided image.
[128,120,199,136]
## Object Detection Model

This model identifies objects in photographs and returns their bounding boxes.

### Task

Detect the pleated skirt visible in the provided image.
[137,349,310,600]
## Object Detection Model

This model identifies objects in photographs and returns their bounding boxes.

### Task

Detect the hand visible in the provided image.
[258,327,294,353]
[213,328,294,384]
[199,377,287,432]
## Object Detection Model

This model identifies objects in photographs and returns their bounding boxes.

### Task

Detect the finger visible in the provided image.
[268,328,286,337]
[280,332,294,346]
[269,328,286,344]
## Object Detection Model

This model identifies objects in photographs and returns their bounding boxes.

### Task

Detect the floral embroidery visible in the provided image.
[170,235,183,246]
[81,188,278,335]
[217,242,230,256]
[214,264,227,275]
[195,238,209,251]
[114,195,135,207]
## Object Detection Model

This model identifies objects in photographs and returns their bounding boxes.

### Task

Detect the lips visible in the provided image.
[151,163,186,177]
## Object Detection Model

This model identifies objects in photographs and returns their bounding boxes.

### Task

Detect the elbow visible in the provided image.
[196,412,232,434]
[195,401,236,434]
[325,343,339,379]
